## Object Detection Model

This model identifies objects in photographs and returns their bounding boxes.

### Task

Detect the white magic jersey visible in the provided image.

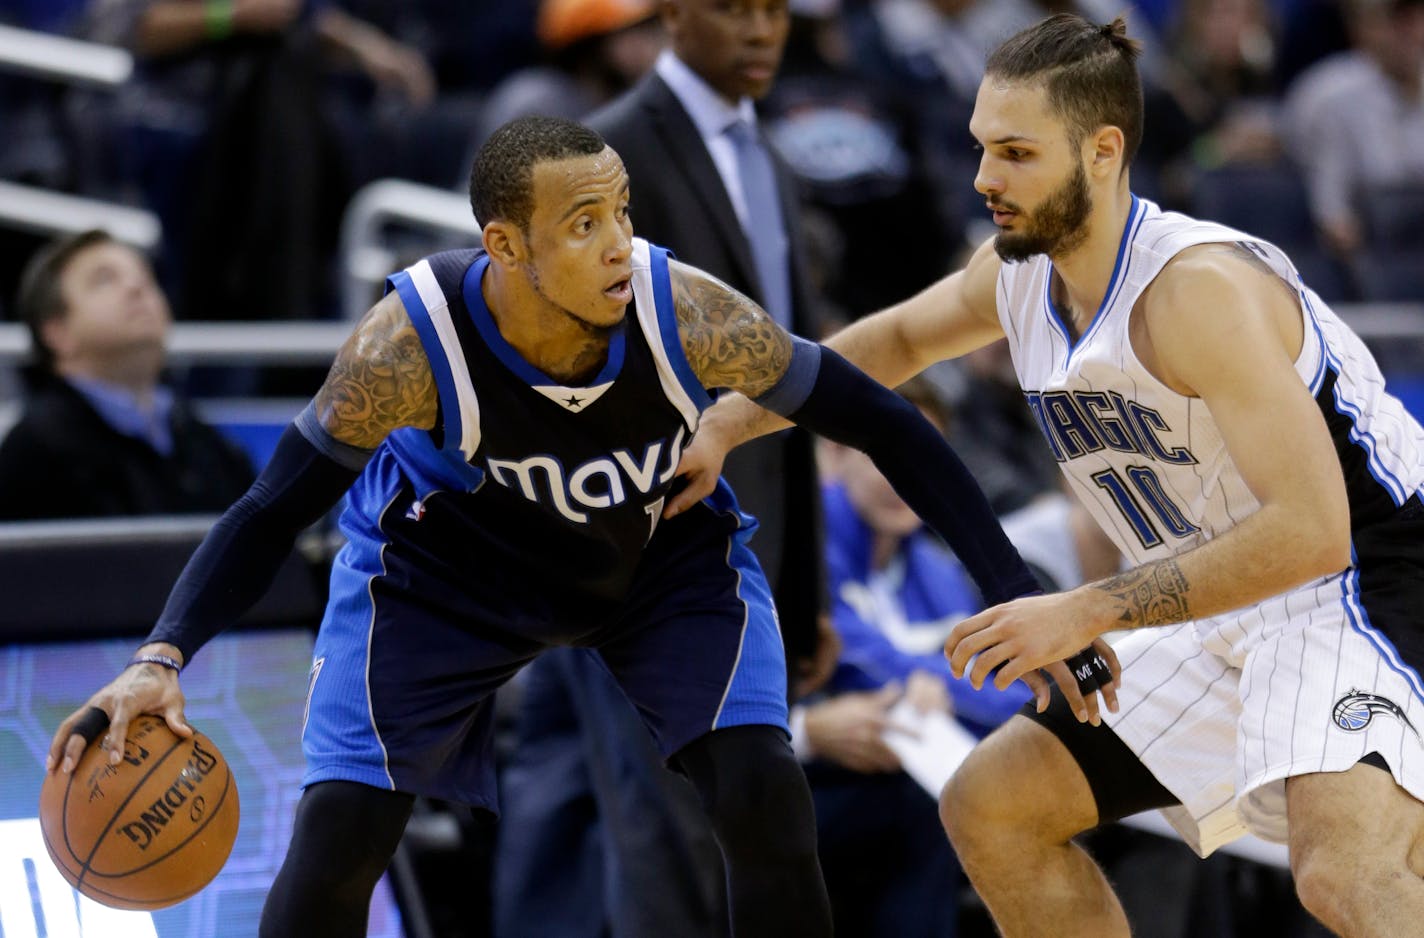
[997,195,1424,568]
[998,195,1424,855]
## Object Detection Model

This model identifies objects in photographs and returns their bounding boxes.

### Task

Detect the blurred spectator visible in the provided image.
[82,0,435,321]
[762,2,957,318]
[1275,0,1352,87]
[1159,0,1281,175]
[0,230,254,520]
[589,0,826,671]
[798,379,1029,937]
[843,0,1171,230]
[1283,0,1424,257]
[473,0,662,152]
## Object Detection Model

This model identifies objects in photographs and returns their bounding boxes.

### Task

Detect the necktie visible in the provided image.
[725,119,792,330]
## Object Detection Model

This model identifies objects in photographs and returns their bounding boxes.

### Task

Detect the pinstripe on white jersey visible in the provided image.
[996,195,1424,569]
[997,195,1424,855]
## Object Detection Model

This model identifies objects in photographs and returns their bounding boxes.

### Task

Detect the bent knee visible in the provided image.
[1291,844,1357,927]
[940,717,1097,850]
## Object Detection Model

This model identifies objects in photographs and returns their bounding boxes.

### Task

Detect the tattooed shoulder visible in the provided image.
[312,292,438,448]
[1092,558,1192,628]
[1206,242,1300,303]
[670,260,792,399]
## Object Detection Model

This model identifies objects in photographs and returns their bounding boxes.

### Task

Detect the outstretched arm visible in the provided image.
[670,262,1116,717]
[47,293,437,774]
[668,239,1005,517]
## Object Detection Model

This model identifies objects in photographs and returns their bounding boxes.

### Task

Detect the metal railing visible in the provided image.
[338,179,480,320]
[0,23,132,87]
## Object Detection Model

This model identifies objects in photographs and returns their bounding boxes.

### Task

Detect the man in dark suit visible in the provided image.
[587,0,824,659]
[492,5,830,936]
[0,230,254,521]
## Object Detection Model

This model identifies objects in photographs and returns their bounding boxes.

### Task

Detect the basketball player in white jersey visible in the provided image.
[667,13,1424,936]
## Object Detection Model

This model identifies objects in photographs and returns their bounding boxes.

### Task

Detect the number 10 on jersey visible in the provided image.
[1091,465,1199,549]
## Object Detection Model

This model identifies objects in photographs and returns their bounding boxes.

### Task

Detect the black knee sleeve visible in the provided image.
[675,726,814,854]
[260,781,415,938]
[674,725,831,938]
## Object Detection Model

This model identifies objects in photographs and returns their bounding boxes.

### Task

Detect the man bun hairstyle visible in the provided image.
[985,13,1144,168]
[469,115,609,233]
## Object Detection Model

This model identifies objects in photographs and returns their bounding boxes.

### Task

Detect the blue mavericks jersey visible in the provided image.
[344,237,723,602]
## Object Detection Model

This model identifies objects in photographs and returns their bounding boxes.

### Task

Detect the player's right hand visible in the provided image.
[664,421,731,517]
[46,643,192,776]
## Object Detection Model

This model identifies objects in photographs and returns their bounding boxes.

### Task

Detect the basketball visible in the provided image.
[38,713,240,910]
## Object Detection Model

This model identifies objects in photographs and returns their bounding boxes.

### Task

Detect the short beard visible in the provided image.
[527,255,616,339]
[993,161,1092,264]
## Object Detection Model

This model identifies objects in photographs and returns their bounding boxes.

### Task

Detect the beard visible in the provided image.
[992,161,1092,263]
[526,255,620,336]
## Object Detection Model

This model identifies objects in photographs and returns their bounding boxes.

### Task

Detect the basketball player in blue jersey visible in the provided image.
[42,115,1088,937]
[673,14,1424,937]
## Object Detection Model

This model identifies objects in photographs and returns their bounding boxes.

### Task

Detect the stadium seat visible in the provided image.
[1358,182,1424,249]
[1190,163,1318,252]
[1351,249,1424,303]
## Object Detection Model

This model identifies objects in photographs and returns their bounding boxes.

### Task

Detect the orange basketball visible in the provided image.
[38,713,240,910]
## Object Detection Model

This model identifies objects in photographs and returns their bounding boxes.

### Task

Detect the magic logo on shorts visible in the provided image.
[1331,690,1418,737]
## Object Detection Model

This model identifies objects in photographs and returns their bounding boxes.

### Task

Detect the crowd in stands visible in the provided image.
[2,1,1422,936]
[1,0,1422,322]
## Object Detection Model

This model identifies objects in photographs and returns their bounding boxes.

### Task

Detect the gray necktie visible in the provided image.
[725,119,792,330]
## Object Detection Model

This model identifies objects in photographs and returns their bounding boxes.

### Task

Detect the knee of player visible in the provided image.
[940,732,1071,849]
[939,746,1018,844]
[687,727,815,850]
[1290,842,1355,926]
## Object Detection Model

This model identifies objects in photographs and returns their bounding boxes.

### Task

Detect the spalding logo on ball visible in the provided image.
[39,714,240,910]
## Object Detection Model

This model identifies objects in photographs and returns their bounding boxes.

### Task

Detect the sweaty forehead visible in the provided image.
[533,148,628,207]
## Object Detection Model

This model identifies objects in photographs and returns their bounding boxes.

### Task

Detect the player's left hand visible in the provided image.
[945,592,1119,722]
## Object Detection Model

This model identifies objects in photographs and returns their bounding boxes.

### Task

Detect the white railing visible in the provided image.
[0,305,1418,368]
[0,320,350,365]
[338,179,480,319]
[0,23,132,87]
[0,179,161,249]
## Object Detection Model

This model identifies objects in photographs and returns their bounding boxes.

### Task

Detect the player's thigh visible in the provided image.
[309,547,542,807]
[946,700,1175,845]
[1286,759,1424,883]
[596,518,788,759]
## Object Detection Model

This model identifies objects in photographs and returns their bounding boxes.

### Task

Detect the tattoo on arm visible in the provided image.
[312,293,438,448]
[1093,559,1192,628]
[671,261,793,398]
[1210,242,1301,304]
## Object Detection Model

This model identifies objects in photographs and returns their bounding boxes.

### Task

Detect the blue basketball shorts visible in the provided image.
[299,478,789,813]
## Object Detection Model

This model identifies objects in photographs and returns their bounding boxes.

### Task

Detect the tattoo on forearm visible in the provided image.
[671,262,792,398]
[313,295,437,447]
[1094,559,1192,628]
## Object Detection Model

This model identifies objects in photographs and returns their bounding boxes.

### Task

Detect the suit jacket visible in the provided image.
[588,73,824,662]
[0,377,255,521]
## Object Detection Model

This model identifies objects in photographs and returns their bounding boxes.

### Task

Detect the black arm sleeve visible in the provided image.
[757,345,1041,605]
[145,423,365,663]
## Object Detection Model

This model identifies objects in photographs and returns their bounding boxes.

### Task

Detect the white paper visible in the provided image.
[880,700,981,798]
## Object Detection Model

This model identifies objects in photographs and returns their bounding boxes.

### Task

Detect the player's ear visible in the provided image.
[481,221,523,269]
[1089,125,1124,178]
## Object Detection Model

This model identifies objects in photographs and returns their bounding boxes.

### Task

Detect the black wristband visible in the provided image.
[1067,648,1105,695]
